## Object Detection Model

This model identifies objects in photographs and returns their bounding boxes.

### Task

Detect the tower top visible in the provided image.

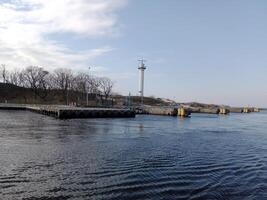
[138,58,147,70]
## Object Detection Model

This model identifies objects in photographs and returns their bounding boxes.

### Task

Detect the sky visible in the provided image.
[0,0,267,107]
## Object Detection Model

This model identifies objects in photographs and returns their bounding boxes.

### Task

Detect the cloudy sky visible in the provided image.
[0,0,267,107]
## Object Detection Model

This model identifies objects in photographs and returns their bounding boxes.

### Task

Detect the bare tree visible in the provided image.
[73,72,90,94]
[0,64,116,105]
[9,69,23,86]
[99,77,114,100]
[87,76,99,94]
[0,64,8,83]
[45,73,55,90]
[52,68,74,104]
[23,66,49,100]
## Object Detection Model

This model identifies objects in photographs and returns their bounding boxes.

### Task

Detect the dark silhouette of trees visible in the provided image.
[0,65,115,105]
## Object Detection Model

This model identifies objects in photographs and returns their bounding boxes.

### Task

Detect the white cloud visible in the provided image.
[0,0,127,70]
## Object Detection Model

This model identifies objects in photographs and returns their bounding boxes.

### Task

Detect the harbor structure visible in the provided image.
[242,107,251,113]
[219,108,230,115]
[0,104,135,119]
[144,106,177,116]
[177,107,191,117]
[253,108,260,112]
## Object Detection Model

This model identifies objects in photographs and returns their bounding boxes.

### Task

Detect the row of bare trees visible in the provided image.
[0,64,114,105]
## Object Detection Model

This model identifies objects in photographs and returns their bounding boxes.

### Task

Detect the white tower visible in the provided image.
[138,59,146,105]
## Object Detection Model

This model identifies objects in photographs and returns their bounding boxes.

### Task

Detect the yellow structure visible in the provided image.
[253,108,260,112]
[177,107,190,117]
[242,107,251,113]
[219,108,229,115]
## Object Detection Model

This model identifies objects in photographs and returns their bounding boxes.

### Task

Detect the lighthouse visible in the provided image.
[138,59,147,105]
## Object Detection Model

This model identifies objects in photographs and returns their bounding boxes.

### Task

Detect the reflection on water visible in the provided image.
[0,110,267,199]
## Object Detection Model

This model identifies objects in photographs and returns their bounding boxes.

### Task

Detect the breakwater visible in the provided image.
[0,104,135,119]
[142,106,191,117]
[142,105,259,117]
[0,104,260,119]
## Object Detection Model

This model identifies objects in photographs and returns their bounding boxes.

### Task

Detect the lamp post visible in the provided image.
[86,66,91,107]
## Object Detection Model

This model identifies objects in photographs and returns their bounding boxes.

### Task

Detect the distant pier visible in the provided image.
[141,105,260,117]
[143,106,191,117]
[0,103,260,119]
[0,104,135,119]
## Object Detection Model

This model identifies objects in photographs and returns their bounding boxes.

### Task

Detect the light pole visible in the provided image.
[86,66,92,107]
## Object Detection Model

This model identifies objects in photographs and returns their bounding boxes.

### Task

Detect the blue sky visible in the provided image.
[0,0,267,107]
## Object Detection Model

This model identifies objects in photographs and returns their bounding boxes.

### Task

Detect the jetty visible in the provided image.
[0,103,260,119]
[0,104,135,119]
[141,105,260,117]
[142,106,191,117]
[143,106,177,116]
[229,107,259,113]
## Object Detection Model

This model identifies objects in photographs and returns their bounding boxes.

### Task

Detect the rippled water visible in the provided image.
[0,110,267,200]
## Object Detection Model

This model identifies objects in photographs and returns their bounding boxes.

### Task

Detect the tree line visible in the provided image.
[0,64,114,105]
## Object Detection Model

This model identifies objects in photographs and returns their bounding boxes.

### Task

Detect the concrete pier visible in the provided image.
[228,107,243,113]
[143,106,191,117]
[191,108,220,114]
[0,104,135,119]
[144,106,178,116]
[229,107,258,113]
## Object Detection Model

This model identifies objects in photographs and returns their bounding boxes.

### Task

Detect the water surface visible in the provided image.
[0,110,267,199]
